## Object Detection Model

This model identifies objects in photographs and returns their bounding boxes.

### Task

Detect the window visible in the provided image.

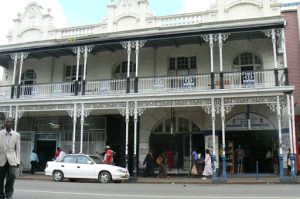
[21,69,36,85]
[168,56,197,75]
[65,65,83,81]
[232,52,262,87]
[60,155,77,163]
[115,61,136,78]
[77,155,90,164]
[233,52,262,71]
[154,116,200,134]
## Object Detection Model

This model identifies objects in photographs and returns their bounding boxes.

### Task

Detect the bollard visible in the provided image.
[256,161,259,181]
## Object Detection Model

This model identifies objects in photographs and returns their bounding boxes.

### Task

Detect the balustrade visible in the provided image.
[0,70,287,100]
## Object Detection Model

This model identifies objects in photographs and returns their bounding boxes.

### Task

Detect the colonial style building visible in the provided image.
[0,0,298,180]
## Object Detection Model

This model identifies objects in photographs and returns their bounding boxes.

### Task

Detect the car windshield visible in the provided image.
[89,155,103,164]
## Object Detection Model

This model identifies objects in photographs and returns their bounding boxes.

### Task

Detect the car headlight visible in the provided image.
[116,169,128,173]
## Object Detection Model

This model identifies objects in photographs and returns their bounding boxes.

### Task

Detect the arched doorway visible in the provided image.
[225,112,278,173]
[149,116,204,173]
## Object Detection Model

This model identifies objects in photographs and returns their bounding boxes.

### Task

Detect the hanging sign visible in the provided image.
[225,113,274,131]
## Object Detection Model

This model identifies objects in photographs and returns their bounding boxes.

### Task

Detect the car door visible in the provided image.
[59,155,78,178]
[75,155,97,179]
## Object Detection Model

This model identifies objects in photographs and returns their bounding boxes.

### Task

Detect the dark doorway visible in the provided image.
[36,140,56,171]
[226,131,277,173]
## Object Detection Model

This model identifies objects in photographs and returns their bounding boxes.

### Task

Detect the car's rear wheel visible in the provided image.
[98,171,111,183]
[53,170,64,182]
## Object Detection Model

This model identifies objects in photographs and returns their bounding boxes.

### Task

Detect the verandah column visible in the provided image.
[72,46,85,96]
[82,45,94,95]
[202,34,216,89]
[67,104,79,153]
[10,53,19,98]
[125,101,129,169]
[286,93,296,177]
[134,40,146,93]
[220,98,226,179]
[264,29,279,86]
[291,95,297,173]
[276,96,284,177]
[211,98,217,178]
[79,103,90,153]
[218,33,230,89]
[121,41,133,93]
[281,28,289,86]
[16,52,29,98]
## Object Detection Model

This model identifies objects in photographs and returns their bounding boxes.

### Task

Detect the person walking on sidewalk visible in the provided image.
[143,151,155,177]
[202,149,212,179]
[29,150,39,175]
[0,117,21,199]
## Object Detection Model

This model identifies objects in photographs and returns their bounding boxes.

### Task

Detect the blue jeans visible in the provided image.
[0,162,17,199]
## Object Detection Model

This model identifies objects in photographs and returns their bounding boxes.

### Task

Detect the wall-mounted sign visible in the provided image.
[226,113,275,131]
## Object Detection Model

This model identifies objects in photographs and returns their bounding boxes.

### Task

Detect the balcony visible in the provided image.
[1,69,286,100]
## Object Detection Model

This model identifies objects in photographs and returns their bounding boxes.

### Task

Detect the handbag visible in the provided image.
[191,164,198,175]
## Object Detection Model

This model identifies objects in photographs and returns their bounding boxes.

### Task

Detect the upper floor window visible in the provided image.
[115,61,136,78]
[232,52,262,71]
[21,69,36,85]
[65,65,83,81]
[168,56,197,75]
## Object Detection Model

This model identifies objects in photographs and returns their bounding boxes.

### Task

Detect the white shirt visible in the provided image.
[58,151,66,159]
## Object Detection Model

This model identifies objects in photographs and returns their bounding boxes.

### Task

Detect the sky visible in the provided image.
[0,0,297,81]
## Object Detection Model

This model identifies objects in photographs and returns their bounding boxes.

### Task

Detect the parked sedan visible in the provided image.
[45,154,129,183]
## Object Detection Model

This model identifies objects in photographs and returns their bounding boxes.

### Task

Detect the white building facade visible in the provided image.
[0,0,297,180]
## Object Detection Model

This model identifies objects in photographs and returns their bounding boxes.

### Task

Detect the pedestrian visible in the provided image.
[236,145,245,173]
[55,147,61,159]
[0,117,21,199]
[202,149,212,179]
[272,148,278,174]
[287,148,291,176]
[156,152,167,178]
[29,149,39,175]
[103,145,115,165]
[58,148,66,159]
[143,151,155,177]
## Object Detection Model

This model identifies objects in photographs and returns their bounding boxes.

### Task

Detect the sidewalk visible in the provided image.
[18,172,300,184]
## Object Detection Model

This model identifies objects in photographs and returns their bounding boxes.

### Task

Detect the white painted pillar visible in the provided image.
[72,104,77,153]
[281,28,288,69]
[135,41,139,77]
[125,101,129,169]
[277,96,282,155]
[209,34,214,73]
[291,95,297,155]
[18,53,24,84]
[287,95,294,154]
[127,41,131,78]
[221,98,225,155]
[83,46,88,81]
[133,101,138,174]
[14,106,18,131]
[80,103,84,153]
[12,53,18,85]
[76,46,80,81]
[218,34,223,72]
[271,29,278,69]
[212,98,216,156]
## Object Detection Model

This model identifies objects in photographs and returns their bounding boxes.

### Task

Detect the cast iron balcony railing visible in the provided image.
[0,69,287,100]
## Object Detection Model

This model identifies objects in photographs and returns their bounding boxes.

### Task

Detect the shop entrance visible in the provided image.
[226,131,277,173]
[149,133,204,171]
[36,140,56,171]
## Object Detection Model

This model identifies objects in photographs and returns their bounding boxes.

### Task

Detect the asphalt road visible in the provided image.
[13,179,300,199]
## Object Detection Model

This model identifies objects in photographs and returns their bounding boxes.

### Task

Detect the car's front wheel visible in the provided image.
[53,170,64,182]
[98,171,111,183]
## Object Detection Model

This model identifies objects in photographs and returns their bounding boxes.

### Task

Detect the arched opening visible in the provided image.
[225,111,278,173]
[149,116,204,173]
[232,52,262,87]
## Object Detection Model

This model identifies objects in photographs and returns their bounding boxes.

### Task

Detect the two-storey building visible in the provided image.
[0,0,297,180]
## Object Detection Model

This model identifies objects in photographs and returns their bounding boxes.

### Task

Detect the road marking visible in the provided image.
[15,189,300,199]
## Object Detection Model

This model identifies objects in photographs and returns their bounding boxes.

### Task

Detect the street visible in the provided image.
[14,179,300,199]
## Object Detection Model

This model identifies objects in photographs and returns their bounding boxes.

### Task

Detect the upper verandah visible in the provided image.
[5,0,282,45]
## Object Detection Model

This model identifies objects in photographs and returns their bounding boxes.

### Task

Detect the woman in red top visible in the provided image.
[103,145,114,164]
[55,147,61,159]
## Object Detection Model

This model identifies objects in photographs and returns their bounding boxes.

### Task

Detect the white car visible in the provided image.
[45,154,129,183]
